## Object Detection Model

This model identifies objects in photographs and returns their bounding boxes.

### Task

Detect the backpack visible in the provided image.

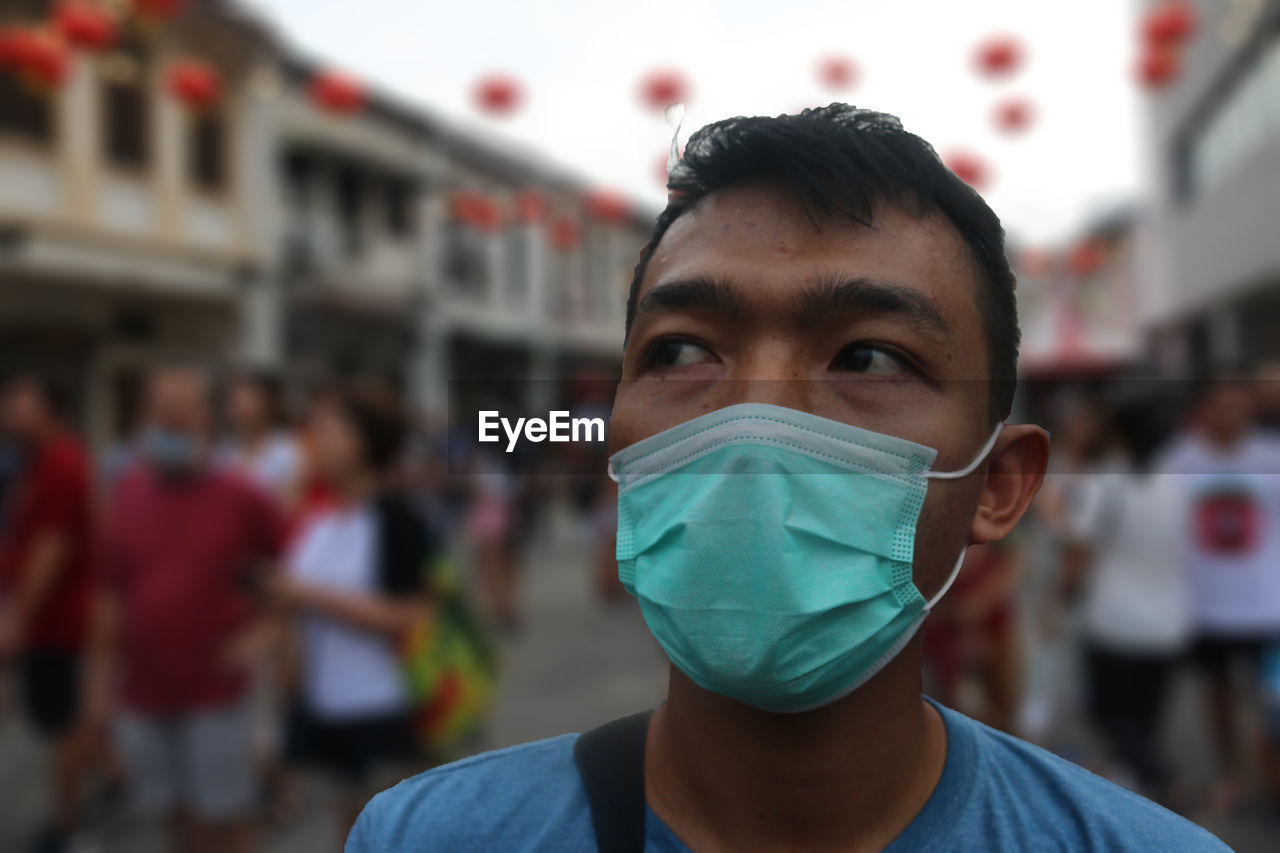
[573,711,654,853]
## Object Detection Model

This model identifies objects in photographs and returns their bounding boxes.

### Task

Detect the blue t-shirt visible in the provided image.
[348,699,1228,851]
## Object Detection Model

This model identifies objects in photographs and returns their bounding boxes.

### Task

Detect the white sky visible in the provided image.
[246,0,1149,247]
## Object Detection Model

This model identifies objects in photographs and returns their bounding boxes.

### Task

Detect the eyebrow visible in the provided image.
[632,276,744,326]
[796,276,950,338]
[633,273,950,340]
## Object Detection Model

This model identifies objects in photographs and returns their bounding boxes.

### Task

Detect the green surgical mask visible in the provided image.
[609,403,1001,713]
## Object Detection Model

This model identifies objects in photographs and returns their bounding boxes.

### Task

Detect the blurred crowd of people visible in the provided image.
[5,362,1280,851]
[924,364,1280,821]
[0,366,599,853]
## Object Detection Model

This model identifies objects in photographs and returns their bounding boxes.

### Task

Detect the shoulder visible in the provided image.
[373,493,435,591]
[1249,431,1280,465]
[47,436,89,474]
[1155,436,1200,472]
[215,468,275,508]
[269,433,302,462]
[349,735,596,852]
[945,709,1228,851]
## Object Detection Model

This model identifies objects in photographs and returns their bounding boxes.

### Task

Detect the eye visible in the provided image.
[644,338,717,370]
[830,343,914,376]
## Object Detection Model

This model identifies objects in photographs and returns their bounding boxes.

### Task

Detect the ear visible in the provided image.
[969,424,1051,545]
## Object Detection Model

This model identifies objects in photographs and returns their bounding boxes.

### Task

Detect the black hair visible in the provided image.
[228,369,286,426]
[1105,401,1163,473]
[333,385,407,474]
[625,103,1019,422]
[1190,364,1251,402]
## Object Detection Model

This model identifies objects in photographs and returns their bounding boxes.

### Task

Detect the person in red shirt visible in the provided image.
[87,367,283,853]
[0,375,97,853]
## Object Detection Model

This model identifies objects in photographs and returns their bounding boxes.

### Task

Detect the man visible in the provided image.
[0,376,96,853]
[217,370,303,510]
[1163,370,1280,814]
[349,106,1226,850]
[88,367,284,853]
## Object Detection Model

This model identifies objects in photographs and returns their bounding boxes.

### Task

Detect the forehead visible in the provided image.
[149,373,207,404]
[640,182,982,321]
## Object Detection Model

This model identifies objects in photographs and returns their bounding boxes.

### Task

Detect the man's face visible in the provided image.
[146,371,210,441]
[1200,381,1253,442]
[611,182,996,596]
[1,382,47,444]
[228,381,268,432]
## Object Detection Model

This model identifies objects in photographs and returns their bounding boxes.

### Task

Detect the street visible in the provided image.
[0,506,1275,851]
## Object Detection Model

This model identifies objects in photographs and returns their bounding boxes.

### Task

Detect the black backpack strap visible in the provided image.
[373,493,430,598]
[573,710,654,853]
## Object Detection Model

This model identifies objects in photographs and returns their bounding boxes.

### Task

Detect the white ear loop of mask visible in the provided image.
[924,547,968,611]
[923,423,1003,480]
[926,425,1003,612]
[920,424,1002,611]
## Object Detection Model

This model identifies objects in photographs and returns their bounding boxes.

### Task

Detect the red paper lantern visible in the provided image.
[817,55,858,90]
[54,2,117,52]
[1136,44,1181,89]
[472,73,522,116]
[451,192,502,233]
[548,217,580,250]
[638,69,688,112]
[311,69,365,116]
[513,191,546,224]
[993,97,1034,134]
[974,35,1024,79]
[584,189,630,224]
[166,59,221,110]
[1068,241,1104,277]
[0,28,30,70]
[0,29,70,90]
[943,150,989,190]
[1141,0,1198,45]
[132,0,185,22]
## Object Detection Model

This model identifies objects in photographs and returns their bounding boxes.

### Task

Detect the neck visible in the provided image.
[25,422,62,450]
[335,472,379,506]
[646,641,946,853]
[1204,428,1245,451]
[237,425,269,449]
[150,458,206,484]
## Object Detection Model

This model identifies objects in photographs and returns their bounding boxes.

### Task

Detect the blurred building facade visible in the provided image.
[1016,210,1142,380]
[1136,0,1280,376]
[0,0,651,449]
[272,56,438,395]
[0,0,279,446]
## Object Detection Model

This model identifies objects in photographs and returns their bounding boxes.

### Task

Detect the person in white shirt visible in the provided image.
[1063,401,1191,798]
[1162,371,1280,813]
[266,387,432,840]
[218,371,302,511]
[217,370,306,824]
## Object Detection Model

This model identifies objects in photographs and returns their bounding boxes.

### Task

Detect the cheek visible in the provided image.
[607,397,647,456]
[911,481,980,591]
[315,425,356,469]
[239,398,262,420]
